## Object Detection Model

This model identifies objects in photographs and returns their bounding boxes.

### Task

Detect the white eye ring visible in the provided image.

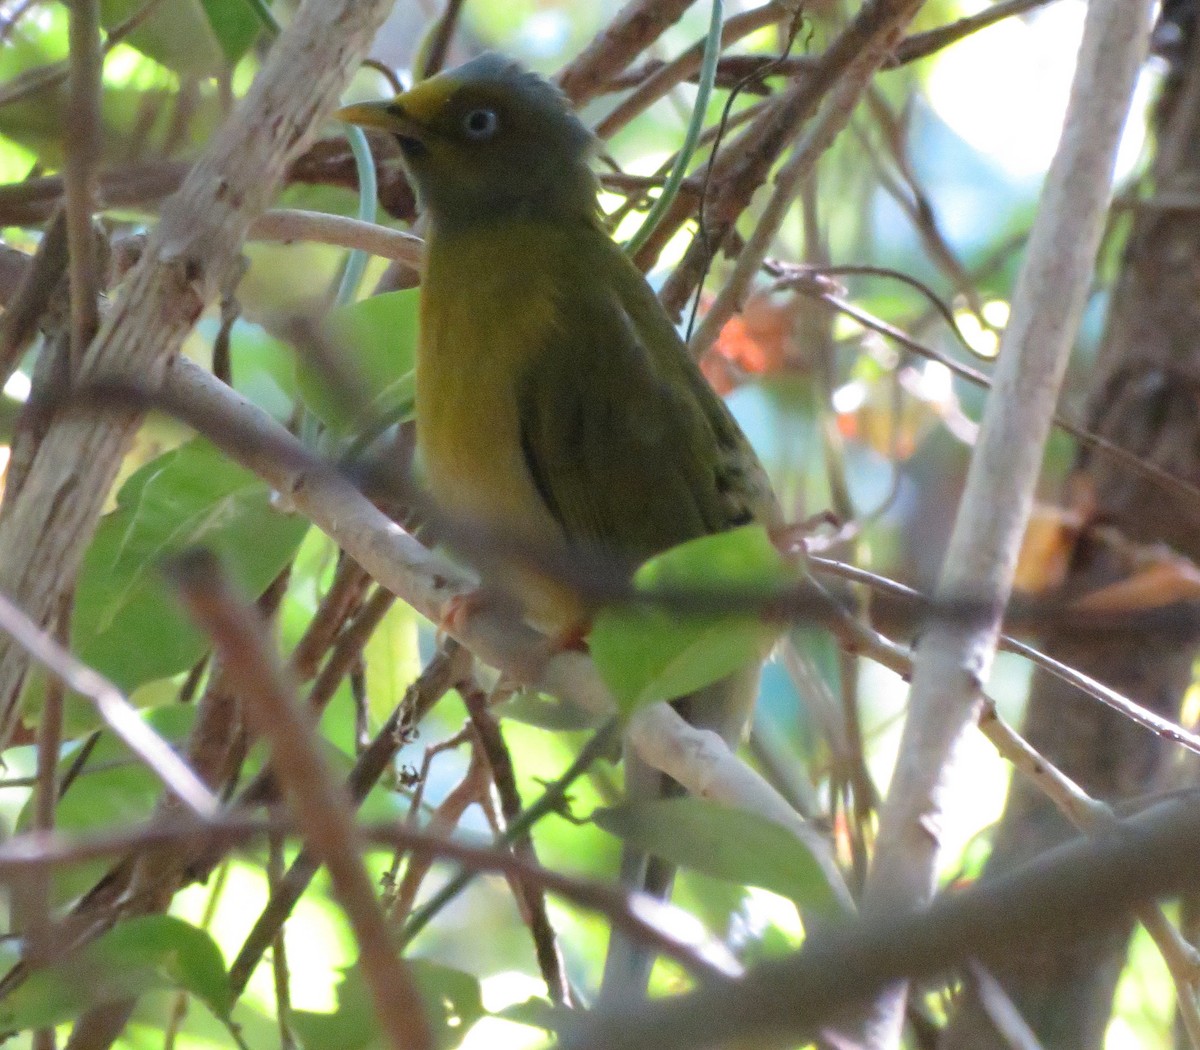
[463,108,499,140]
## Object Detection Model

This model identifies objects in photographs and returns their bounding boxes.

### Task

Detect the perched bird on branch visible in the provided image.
[338,52,781,998]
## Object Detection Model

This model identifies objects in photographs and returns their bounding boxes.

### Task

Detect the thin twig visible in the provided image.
[228,641,469,997]
[0,589,217,815]
[689,0,922,357]
[63,0,102,365]
[170,549,434,1050]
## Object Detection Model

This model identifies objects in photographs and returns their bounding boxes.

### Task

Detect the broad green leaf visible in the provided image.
[95,916,232,1018]
[292,961,484,1050]
[72,438,309,691]
[494,692,605,732]
[198,0,264,64]
[16,706,197,904]
[296,290,419,436]
[588,525,792,713]
[362,600,421,730]
[99,0,262,74]
[227,317,300,421]
[593,796,840,917]
[0,916,230,1032]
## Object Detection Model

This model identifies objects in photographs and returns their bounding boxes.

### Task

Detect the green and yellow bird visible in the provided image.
[338,53,780,996]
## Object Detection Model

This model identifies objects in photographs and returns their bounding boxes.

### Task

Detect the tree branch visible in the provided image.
[852,0,1155,1043]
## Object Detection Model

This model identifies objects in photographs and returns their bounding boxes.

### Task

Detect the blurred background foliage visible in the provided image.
[0,0,1176,1047]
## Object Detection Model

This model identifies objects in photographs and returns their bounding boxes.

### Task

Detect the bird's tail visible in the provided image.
[599,663,761,1003]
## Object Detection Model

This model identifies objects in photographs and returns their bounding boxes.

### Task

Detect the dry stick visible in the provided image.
[888,0,1055,66]
[52,572,291,1050]
[289,555,372,682]
[594,0,791,140]
[851,4,1155,1044]
[0,588,216,814]
[861,87,985,322]
[63,0,102,365]
[230,584,398,810]
[463,684,572,1007]
[960,961,1046,1050]
[228,641,470,997]
[28,592,70,1050]
[170,550,434,1050]
[391,743,491,923]
[651,0,924,310]
[0,209,68,386]
[808,556,1200,756]
[977,704,1200,1050]
[0,0,395,752]
[688,0,922,359]
[556,0,701,106]
[420,0,467,79]
[249,209,424,267]
[798,285,1200,515]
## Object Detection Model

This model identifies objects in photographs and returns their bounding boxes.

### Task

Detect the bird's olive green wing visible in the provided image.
[515,260,776,564]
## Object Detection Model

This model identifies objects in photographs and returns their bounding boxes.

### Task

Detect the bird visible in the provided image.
[337,52,781,998]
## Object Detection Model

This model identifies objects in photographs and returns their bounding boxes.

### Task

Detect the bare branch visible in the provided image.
[170,550,435,1050]
[854,3,1156,1040]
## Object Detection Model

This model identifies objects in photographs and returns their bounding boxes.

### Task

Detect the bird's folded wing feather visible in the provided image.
[515,259,778,563]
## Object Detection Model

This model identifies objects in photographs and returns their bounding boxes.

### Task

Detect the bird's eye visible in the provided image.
[463,108,499,141]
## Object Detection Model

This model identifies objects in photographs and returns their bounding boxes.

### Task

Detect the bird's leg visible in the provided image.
[770,510,841,556]
[438,587,503,638]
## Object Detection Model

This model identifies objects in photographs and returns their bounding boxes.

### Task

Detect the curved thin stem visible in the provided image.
[624,0,724,257]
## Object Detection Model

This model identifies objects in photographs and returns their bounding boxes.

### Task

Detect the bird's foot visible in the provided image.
[439,588,492,638]
[549,621,590,653]
[770,511,840,557]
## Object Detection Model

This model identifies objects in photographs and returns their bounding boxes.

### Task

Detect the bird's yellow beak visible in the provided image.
[336,78,456,139]
[335,99,427,140]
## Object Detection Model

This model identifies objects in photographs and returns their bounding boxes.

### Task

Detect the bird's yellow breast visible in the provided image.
[417,219,580,627]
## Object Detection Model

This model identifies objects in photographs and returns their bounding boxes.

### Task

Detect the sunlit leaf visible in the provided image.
[589,525,792,713]
[593,796,840,916]
[296,289,419,436]
[72,438,310,691]
[362,600,421,730]
[292,961,484,1050]
[0,916,231,1032]
[99,0,261,74]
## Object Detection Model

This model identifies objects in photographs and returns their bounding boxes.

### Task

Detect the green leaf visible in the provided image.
[16,706,197,904]
[0,916,231,1033]
[494,692,606,732]
[296,290,419,436]
[593,796,840,917]
[362,600,421,730]
[588,525,792,713]
[72,438,309,691]
[292,961,484,1050]
[198,0,264,63]
[98,0,261,74]
[95,916,233,1018]
[228,318,300,421]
